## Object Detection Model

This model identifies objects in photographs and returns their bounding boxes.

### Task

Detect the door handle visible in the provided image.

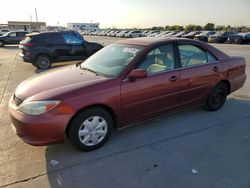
[169,76,177,82]
[212,66,219,72]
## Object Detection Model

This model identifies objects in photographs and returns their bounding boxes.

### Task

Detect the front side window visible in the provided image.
[138,44,175,74]
[63,33,83,44]
[81,43,143,77]
[9,32,17,37]
[178,44,207,67]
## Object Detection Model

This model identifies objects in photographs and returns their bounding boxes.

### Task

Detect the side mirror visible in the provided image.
[128,69,147,80]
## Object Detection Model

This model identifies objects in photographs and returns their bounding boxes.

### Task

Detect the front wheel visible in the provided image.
[204,82,228,111]
[0,40,5,47]
[35,55,51,69]
[68,107,113,151]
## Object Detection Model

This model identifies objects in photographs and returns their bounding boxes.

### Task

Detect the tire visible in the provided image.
[0,40,5,47]
[204,82,228,111]
[35,55,51,69]
[68,107,113,151]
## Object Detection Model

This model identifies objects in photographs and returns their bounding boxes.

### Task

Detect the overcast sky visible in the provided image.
[0,0,249,28]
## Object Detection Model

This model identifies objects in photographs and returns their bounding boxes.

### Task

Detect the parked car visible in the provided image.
[19,31,103,69]
[116,30,129,37]
[162,31,177,37]
[124,30,143,38]
[154,31,171,37]
[194,31,216,42]
[172,31,186,38]
[9,38,246,151]
[226,32,250,44]
[0,31,29,47]
[182,31,200,39]
[146,31,161,37]
[208,31,236,43]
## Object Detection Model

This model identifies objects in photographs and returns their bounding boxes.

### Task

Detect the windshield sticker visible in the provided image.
[123,47,140,54]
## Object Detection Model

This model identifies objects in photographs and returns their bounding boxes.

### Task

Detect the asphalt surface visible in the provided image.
[0,36,250,188]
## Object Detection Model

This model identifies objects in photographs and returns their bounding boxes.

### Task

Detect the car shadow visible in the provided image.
[43,97,250,187]
[0,45,19,50]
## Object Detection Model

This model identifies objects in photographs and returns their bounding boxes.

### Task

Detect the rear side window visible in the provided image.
[207,52,217,62]
[62,33,83,44]
[178,44,207,67]
[178,44,217,67]
[17,32,27,37]
[45,34,64,45]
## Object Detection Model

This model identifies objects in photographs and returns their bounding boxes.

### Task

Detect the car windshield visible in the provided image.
[80,43,144,77]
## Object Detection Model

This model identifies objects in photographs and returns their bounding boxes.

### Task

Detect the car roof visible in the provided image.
[26,31,78,37]
[116,37,199,47]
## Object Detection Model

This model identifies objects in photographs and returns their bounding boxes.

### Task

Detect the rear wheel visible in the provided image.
[68,107,113,151]
[0,40,5,47]
[35,55,51,69]
[205,82,228,111]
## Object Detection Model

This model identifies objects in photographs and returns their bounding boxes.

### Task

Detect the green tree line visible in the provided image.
[150,23,250,32]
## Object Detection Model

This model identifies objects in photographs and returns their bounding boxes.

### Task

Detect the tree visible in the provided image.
[164,25,171,31]
[204,23,215,31]
[185,24,196,32]
[194,25,203,31]
[152,26,164,30]
[169,25,184,31]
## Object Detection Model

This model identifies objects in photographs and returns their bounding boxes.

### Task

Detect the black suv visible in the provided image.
[0,31,29,47]
[19,31,103,69]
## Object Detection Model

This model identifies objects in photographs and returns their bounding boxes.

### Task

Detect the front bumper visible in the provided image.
[8,96,72,146]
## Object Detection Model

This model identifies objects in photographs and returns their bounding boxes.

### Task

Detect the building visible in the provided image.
[7,21,46,31]
[67,22,99,31]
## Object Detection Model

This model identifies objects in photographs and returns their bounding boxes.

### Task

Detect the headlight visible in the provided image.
[17,100,61,115]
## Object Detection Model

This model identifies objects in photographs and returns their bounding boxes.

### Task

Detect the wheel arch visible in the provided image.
[65,104,118,137]
[218,80,231,94]
[0,40,5,46]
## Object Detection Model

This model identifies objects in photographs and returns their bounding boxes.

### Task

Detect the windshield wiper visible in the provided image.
[75,61,82,67]
[80,65,99,76]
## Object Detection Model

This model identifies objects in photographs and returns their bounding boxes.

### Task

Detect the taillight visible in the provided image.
[23,43,33,47]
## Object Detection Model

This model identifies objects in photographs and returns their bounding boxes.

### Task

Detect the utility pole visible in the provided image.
[35,8,38,22]
[30,15,32,31]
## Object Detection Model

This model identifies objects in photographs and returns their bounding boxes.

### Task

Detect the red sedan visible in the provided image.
[9,38,246,151]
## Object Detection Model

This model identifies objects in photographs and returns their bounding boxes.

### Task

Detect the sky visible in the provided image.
[0,0,249,28]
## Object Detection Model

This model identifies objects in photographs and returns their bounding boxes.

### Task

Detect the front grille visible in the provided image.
[13,95,23,106]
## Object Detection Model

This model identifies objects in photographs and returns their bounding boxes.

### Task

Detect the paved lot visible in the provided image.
[0,36,250,188]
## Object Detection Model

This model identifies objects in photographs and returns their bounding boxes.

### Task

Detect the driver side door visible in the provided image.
[121,44,180,124]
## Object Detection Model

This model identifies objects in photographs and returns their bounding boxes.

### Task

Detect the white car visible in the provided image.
[124,30,142,38]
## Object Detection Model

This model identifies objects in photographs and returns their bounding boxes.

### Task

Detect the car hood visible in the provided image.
[15,65,108,102]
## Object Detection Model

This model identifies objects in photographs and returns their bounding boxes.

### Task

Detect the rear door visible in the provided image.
[177,43,222,106]
[62,33,88,59]
[45,33,70,60]
[16,32,27,44]
[121,44,180,124]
